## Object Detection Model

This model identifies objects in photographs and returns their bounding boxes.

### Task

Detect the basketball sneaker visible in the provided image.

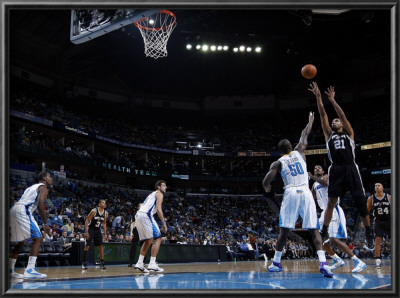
[375,258,382,269]
[328,258,345,271]
[147,263,164,272]
[135,262,149,273]
[352,259,367,273]
[10,269,24,279]
[267,261,282,272]
[100,261,106,270]
[319,262,334,278]
[82,262,88,270]
[23,268,47,279]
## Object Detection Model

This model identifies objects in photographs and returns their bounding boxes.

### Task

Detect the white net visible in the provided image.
[135,10,177,59]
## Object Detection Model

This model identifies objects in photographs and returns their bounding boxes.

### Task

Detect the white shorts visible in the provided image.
[135,211,161,241]
[319,205,348,239]
[279,186,319,229]
[10,204,41,242]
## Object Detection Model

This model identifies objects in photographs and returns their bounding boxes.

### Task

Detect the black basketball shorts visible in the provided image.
[328,164,365,198]
[374,218,391,238]
[88,228,103,246]
[328,164,368,216]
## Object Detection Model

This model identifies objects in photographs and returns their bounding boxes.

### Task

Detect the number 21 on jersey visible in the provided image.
[288,162,304,176]
[334,139,345,149]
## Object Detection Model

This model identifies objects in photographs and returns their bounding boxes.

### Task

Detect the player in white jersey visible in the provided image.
[309,165,366,273]
[134,180,168,273]
[262,112,333,278]
[9,172,53,279]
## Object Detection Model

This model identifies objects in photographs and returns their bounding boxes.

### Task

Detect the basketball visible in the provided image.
[301,64,317,79]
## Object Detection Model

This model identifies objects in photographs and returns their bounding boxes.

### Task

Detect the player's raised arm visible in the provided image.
[295,111,314,153]
[308,172,329,187]
[325,86,354,140]
[308,82,331,142]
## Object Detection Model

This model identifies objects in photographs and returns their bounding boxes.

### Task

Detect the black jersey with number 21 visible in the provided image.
[327,133,356,165]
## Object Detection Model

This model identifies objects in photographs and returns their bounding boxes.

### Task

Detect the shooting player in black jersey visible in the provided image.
[308,82,374,249]
[82,199,108,270]
[367,183,391,269]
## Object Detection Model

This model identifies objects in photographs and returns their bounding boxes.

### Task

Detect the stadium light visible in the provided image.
[223,45,229,51]
[255,47,262,53]
[210,45,216,51]
[196,44,201,50]
[233,47,238,52]
[186,44,192,50]
[239,45,245,52]
[202,44,209,51]
[246,47,252,52]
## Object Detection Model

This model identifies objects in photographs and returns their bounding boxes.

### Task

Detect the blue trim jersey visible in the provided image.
[139,191,158,215]
[135,191,162,241]
[10,183,46,241]
[313,182,341,210]
[313,182,329,210]
[313,181,347,239]
[277,150,319,230]
[279,150,308,189]
[15,183,45,214]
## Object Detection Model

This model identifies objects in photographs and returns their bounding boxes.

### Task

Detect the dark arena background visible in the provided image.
[2,1,398,296]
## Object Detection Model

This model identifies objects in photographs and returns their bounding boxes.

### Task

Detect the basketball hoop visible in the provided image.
[134,10,177,59]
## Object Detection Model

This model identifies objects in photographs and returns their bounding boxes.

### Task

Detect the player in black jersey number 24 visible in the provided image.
[367,183,391,269]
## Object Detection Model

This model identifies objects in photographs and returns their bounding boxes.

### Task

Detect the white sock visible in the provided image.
[351,255,359,261]
[317,250,327,263]
[273,251,282,263]
[10,258,17,271]
[150,257,156,265]
[332,253,341,261]
[137,255,145,264]
[27,256,37,269]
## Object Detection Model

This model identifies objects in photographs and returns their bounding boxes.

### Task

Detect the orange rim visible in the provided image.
[134,10,176,31]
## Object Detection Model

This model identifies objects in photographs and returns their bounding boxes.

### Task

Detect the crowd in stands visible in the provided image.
[10,77,390,156]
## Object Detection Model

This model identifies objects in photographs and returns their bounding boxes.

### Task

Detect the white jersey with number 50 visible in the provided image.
[279,150,308,189]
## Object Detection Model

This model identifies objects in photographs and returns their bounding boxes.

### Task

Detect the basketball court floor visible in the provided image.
[8,259,391,291]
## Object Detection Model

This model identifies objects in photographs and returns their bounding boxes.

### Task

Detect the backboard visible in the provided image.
[70,9,161,44]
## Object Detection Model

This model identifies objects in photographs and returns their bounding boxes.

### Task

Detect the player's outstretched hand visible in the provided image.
[308,82,321,97]
[324,86,335,102]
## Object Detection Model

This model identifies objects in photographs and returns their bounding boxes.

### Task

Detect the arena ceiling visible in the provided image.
[9,8,390,100]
